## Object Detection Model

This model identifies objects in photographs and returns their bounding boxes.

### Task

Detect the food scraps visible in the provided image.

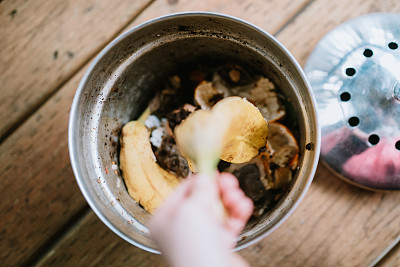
[119,63,299,216]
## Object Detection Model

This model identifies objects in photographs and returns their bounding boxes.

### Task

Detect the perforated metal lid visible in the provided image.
[305,13,400,190]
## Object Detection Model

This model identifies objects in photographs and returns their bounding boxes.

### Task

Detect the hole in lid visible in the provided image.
[363,49,373,57]
[348,116,359,127]
[368,134,380,145]
[388,42,398,50]
[340,92,351,101]
[396,140,400,151]
[345,68,356,76]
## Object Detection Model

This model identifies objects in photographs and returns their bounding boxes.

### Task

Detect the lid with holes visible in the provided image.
[305,13,400,190]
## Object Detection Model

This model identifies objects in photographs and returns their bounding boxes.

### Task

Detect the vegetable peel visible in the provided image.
[119,121,180,213]
[174,96,269,175]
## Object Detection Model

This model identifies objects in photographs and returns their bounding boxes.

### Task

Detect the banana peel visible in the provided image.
[119,121,180,213]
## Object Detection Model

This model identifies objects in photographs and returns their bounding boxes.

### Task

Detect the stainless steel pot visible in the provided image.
[69,12,320,253]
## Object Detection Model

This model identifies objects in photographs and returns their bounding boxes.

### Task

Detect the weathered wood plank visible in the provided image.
[128,0,311,34]
[277,0,400,66]
[0,0,153,140]
[0,65,90,266]
[35,165,400,267]
[36,211,167,267]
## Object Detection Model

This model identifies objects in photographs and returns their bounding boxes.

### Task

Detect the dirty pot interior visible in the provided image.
[68,13,320,253]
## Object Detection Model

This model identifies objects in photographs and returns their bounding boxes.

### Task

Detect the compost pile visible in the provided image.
[119,63,299,217]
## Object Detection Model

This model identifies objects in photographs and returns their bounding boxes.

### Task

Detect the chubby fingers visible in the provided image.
[217,173,254,235]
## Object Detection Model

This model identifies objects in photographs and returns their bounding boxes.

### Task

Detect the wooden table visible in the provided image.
[1,0,400,266]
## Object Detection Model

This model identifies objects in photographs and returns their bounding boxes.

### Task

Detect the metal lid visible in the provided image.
[305,13,400,190]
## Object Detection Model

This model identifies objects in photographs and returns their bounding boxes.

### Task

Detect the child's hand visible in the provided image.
[150,172,253,267]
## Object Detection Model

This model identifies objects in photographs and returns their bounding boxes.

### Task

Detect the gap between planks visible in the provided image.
[369,235,400,267]
[26,207,91,267]
[274,0,315,36]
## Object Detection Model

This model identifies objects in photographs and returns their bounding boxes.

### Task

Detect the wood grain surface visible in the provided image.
[36,165,400,267]
[0,64,89,266]
[276,0,400,66]
[1,0,400,266]
[0,0,151,265]
[0,0,152,140]
[128,0,310,34]
[36,211,167,267]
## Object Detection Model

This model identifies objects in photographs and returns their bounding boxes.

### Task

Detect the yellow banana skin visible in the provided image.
[119,121,180,213]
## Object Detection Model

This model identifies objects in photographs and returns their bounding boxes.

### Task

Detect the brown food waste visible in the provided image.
[119,63,299,217]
